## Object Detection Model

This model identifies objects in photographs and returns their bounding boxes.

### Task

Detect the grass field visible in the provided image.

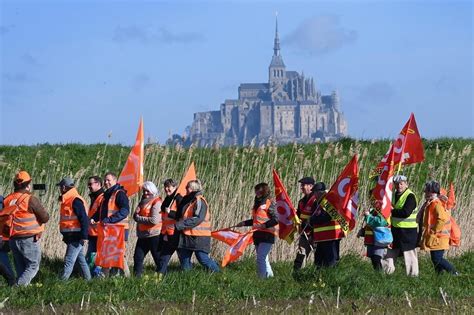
[0,252,472,313]
[0,138,472,262]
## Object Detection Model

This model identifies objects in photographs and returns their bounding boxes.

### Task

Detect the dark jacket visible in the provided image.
[310,192,332,226]
[175,191,211,253]
[161,193,183,217]
[92,184,129,224]
[391,192,418,251]
[0,195,3,210]
[241,196,278,245]
[61,197,89,243]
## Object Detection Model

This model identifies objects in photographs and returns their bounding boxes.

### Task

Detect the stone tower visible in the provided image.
[269,16,289,101]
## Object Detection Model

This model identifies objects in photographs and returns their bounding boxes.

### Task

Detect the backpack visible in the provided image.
[449,216,461,247]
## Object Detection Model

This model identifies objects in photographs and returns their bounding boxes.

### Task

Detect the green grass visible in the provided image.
[0,251,472,313]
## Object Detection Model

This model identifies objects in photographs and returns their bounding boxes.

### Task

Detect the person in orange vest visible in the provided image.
[420,181,458,275]
[85,175,104,276]
[91,172,130,276]
[133,181,162,277]
[293,177,317,271]
[175,179,220,272]
[156,178,183,275]
[310,182,344,268]
[4,171,49,286]
[57,177,91,281]
[236,182,278,278]
[0,194,15,286]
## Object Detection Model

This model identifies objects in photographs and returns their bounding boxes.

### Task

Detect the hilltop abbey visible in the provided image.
[185,18,348,147]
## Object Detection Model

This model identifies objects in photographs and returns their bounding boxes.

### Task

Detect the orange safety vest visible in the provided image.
[4,192,44,238]
[60,188,88,234]
[161,210,176,236]
[252,199,277,236]
[313,220,344,242]
[88,193,104,237]
[107,189,129,230]
[137,197,163,233]
[298,194,319,220]
[182,195,212,237]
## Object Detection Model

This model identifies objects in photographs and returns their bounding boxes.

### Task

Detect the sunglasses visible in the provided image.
[87,182,98,186]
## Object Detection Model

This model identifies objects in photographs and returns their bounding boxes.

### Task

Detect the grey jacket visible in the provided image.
[133,197,162,239]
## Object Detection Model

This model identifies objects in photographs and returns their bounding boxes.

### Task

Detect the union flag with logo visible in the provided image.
[374,113,424,175]
[273,169,300,243]
[371,149,396,219]
[96,224,126,269]
[320,154,359,232]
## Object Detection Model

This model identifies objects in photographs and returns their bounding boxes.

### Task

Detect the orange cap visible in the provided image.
[15,171,31,184]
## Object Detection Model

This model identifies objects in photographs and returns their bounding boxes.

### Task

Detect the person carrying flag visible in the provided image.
[85,175,104,276]
[236,183,278,278]
[310,181,343,268]
[157,179,183,275]
[293,177,316,271]
[382,175,419,276]
[91,172,130,276]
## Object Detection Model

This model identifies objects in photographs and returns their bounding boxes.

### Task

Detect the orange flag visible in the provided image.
[95,224,126,269]
[221,230,254,267]
[170,162,197,211]
[211,228,243,246]
[372,149,396,219]
[118,118,144,196]
[447,182,456,211]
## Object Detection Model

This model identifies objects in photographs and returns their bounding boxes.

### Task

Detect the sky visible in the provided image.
[1,0,472,145]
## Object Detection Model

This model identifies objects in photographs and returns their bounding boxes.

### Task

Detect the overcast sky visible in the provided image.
[1,0,472,145]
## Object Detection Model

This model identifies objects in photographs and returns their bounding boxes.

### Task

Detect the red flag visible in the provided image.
[118,118,144,196]
[211,228,243,246]
[376,113,424,171]
[323,154,359,231]
[372,149,396,219]
[96,224,126,269]
[170,162,197,211]
[272,169,300,244]
[447,182,456,211]
[221,230,254,267]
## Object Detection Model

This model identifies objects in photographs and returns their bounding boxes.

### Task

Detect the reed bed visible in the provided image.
[0,139,472,264]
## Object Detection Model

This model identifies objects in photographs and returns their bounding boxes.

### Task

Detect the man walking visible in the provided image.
[85,176,104,276]
[57,177,91,280]
[382,175,419,276]
[293,177,316,271]
[4,171,49,285]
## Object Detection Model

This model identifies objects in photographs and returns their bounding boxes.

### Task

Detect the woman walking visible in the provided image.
[133,181,162,277]
[236,183,278,278]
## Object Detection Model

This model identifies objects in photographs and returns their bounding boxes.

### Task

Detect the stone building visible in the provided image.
[186,18,348,147]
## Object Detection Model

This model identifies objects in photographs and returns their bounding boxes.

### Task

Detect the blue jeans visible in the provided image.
[430,250,457,274]
[0,249,15,278]
[178,249,220,273]
[256,242,274,278]
[9,237,41,286]
[62,241,91,281]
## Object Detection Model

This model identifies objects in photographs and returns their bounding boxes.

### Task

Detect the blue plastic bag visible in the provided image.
[373,226,393,247]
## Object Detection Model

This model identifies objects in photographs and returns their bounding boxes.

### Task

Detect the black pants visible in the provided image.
[314,240,340,268]
[133,235,161,277]
[157,233,180,274]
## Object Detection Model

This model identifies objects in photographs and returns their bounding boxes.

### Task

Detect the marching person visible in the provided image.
[4,171,49,286]
[293,177,316,271]
[382,175,419,276]
[310,182,343,268]
[57,177,91,281]
[91,172,130,276]
[85,175,104,276]
[420,181,458,275]
[175,180,220,272]
[236,183,278,278]
[157,179,183,275]
[0,194,15,286]
[133,181,162,277]
[362,191,389,271]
